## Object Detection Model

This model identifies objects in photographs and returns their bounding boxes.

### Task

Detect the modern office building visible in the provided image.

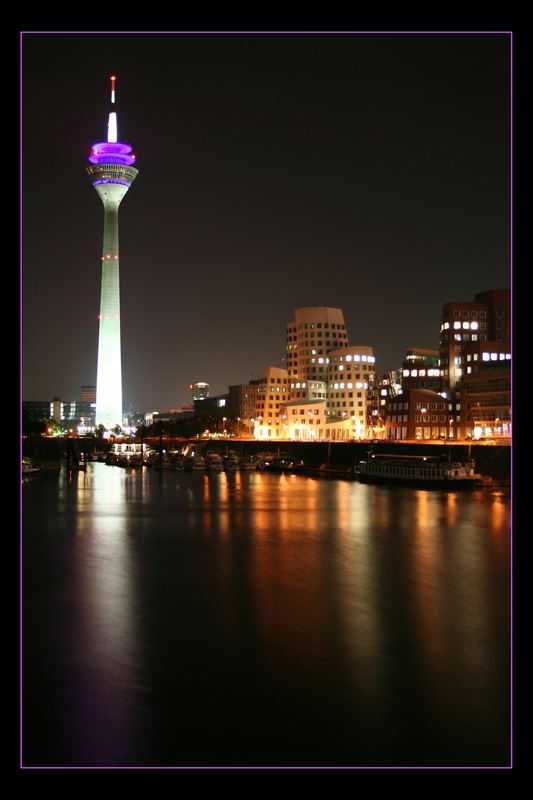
[22,401,53,425]
[326,345,376,436]
[462,352,511,438]
[254,367,290,439]
[400,348,443,393]
[252,308,376,440]
[439,289,510,438]
[228,381,261,431]
[87,76,138,429]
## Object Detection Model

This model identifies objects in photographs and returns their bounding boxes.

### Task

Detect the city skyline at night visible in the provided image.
[22,31,511,410]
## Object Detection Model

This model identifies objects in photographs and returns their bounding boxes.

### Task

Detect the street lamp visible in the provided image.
[237,417,241,438]
[222,417,227,436]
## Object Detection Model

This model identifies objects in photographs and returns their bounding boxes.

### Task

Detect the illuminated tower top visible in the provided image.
[88,75,137,181]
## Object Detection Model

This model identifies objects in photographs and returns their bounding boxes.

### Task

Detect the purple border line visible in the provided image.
[22,765,511,770]
[20,30,24,771]
[509,31,513,770]
[19,29,513,772]
[20,30,513,34]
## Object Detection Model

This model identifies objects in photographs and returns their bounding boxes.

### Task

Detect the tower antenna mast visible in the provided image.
[108,74,118,143]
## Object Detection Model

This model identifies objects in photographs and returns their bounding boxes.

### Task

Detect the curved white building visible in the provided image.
[286,307,349,387]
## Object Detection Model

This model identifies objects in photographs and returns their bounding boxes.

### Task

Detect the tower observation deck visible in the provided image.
[87,75,138,429]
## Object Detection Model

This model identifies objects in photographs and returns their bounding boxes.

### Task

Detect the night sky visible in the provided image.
[22,31,511,411]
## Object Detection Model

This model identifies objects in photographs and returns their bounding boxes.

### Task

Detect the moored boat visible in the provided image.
[355,453,483,488]
[223,451,239,471]
[205,451,224,471]
[184,454,205,471]
[110,443,149,467]
[22,457,42,476]
[263,455,303,473]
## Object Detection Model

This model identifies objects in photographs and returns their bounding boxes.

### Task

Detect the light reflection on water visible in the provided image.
[23,464,510,767]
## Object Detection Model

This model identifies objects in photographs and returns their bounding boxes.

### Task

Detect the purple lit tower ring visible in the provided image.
[87,76,138,430]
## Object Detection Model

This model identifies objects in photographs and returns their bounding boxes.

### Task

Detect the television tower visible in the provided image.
[87,76,138,429]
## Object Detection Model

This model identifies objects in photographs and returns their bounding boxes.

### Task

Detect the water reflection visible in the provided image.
[23,464,510,766]
[67,466,140,763]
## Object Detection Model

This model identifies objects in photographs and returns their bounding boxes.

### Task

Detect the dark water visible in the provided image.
[22,464,510,767]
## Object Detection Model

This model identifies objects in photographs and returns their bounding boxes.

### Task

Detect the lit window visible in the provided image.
[454,322,461,329]
[482,353,490,361]
[491,353,498,361]
[403,369,410,377]
[346,355,352,362]
[463,321,470,329]
[471,321,478,330]
[444,322,450,329]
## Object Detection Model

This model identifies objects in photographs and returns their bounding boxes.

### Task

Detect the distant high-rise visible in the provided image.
[190,382,210,402]
[87,76,138,429]
[80,385,96,403]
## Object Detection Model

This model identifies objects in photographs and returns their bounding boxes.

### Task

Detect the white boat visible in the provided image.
[111,442,148,467]
[356,453,483,488]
